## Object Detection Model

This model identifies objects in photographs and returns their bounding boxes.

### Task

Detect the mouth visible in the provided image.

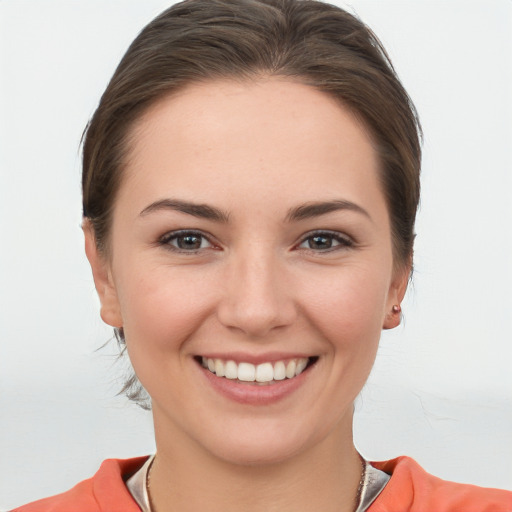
[195,356,319,385]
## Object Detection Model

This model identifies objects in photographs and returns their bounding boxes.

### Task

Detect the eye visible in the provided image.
[297,231,353,252]
[159,230,214,252]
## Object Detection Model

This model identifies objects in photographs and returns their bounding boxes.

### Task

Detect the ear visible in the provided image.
[382,262,410,330]
[83,220,123,328]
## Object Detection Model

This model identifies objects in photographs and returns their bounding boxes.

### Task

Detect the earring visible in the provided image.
[392,304,401,314]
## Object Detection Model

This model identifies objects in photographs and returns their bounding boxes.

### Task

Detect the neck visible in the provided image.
[149,413,363,512]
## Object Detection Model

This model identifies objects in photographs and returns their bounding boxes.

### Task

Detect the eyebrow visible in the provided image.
[139,198,370,224]
[285,200,372,222]
[139,199,230,223]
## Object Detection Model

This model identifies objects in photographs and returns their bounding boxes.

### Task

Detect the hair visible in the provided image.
[82,0,422,408]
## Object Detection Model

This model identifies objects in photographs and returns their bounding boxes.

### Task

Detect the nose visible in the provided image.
[216,247,297,338]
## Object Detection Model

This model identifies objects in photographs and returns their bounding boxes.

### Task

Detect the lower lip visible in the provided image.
[199,362,313,405]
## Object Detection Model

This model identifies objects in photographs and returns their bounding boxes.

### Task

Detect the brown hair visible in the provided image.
[82,0,421,407]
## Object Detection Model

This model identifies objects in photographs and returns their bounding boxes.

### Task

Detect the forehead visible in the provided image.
[130,77,374,157]
[119,78,384,219]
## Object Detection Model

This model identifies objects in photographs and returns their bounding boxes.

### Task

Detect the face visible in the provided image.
[86,78,408,465]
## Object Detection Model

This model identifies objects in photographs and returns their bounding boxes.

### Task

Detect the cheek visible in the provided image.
[298,264,389,352]
[115,264,218,358]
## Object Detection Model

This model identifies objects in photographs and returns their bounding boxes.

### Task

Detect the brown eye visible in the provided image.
[298,231,353,252]
[176,234,204,250]
[308,235,334,250]
[160,231,213,252]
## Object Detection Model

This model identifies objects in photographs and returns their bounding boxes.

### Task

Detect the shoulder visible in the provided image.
[368,456,512,512]
[11,457,148,512]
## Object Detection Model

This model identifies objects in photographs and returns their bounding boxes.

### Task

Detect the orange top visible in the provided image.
[369,457,512,512]
[12,456,512,512]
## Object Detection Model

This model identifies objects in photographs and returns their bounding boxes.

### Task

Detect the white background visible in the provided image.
[1,1,511,509]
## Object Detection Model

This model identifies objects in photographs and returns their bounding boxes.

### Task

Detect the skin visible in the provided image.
[85,78,409,512]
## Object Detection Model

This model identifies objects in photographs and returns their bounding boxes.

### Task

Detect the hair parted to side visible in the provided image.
[82,0,422,408]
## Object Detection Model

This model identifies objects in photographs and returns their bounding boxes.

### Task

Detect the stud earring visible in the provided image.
[392,304,401,314]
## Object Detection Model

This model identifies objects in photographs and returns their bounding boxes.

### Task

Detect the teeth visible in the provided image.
[295,358,308,375]
[214,359,225,377]
[255,362,274,383]
[238,362,256,382]
[274,361,286,381]
[285,360,296,379]
[201,357,311,382]
[225,360,238,379]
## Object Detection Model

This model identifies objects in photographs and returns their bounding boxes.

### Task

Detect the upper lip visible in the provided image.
[196,352,315,365]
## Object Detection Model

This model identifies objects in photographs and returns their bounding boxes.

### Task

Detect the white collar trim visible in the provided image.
[125,454,390,512]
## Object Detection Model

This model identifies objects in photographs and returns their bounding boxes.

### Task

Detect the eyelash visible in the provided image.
[296,230,354,253]
[158,229,354,254]
[158,230,216,253]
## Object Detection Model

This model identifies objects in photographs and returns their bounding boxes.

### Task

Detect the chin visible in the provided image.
[210,436,307,467]
[196,415,336,468]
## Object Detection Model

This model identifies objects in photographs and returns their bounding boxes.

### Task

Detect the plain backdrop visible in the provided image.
[1,0,511,509]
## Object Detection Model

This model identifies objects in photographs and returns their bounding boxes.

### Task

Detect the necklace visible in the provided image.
[354,456,367,512]
[146,455,367,512]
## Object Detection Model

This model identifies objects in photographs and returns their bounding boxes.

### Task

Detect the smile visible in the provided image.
[199,357,316,384]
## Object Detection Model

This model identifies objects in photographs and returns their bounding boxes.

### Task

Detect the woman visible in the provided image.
[12,0,512,511]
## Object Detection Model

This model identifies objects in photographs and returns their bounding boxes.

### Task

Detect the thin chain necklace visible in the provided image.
[146,455,367,512]
[354,456,367,510]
